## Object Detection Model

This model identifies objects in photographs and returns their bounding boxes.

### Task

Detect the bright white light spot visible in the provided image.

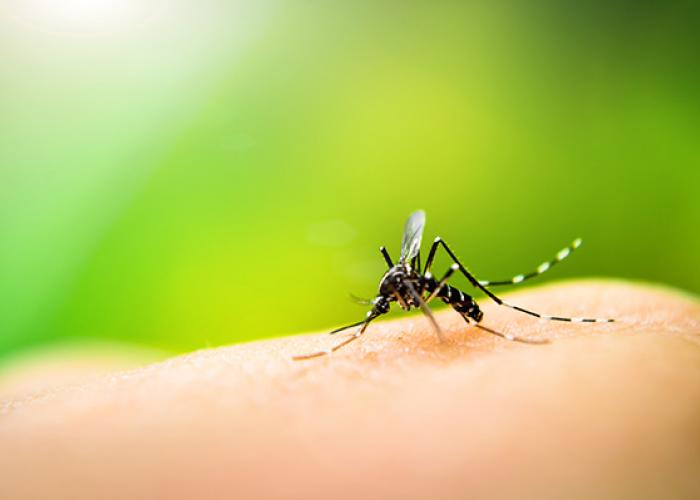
[14,0,139,34]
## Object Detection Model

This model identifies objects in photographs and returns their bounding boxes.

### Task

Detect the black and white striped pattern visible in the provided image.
[293,213,616,361]
[502,301,614,323]
[426,238,615,324]
[478,238,582,287]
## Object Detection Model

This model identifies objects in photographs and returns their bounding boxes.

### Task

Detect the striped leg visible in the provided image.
[479,239,583,286]
[501,302,614,323]
[426,238,615,324]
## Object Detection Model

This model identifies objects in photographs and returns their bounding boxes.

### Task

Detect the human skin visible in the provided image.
[1,281,699,500]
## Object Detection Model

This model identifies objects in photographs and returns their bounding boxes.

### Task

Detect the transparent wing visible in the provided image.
[399,210,426,263]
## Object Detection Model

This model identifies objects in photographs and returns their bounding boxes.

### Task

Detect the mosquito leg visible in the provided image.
[471,320,548,345]
[433,238,615,323]
[497,302,615,323]
[420,243,441,294]
[405,281,444,342]
[430,237,506,302]
[423,237,440,274]
[479,239,582,287]
[380,246,393,268]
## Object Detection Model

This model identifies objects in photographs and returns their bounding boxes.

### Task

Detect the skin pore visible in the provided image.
[1,281,699,499]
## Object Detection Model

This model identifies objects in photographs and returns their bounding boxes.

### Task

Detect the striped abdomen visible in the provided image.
[422,277,483,322]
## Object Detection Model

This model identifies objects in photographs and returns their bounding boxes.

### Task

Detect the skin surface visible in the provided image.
[1,280,699,500]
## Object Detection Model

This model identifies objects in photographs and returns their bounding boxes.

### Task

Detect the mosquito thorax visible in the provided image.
[378,264,417,297]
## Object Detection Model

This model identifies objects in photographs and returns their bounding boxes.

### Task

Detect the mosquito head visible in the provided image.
[371,295,390,315]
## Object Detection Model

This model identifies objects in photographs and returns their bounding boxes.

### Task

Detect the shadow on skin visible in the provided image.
[1,280,699,500]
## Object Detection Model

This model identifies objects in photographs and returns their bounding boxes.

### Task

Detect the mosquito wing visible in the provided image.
[399,210,426,264]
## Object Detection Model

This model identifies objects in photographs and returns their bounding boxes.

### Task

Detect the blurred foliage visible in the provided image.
[0,0,698,362]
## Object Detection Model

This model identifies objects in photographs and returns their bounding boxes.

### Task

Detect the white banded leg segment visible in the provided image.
[479,238,584,287]
[502,301,615,323]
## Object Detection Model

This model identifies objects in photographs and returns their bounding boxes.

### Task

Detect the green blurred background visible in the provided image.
[0,0,698,365]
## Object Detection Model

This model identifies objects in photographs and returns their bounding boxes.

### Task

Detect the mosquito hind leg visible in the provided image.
[471,320,549,345]
[428,238,615,324]
[479,239,582,287]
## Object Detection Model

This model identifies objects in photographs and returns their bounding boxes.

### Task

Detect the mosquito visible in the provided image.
[293,210,614,360]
